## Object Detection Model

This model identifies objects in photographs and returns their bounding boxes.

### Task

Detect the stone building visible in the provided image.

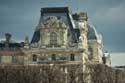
[0,7,111,66]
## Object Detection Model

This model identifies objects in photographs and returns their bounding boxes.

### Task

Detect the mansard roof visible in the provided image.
[31,7,100,44]
[31,7,78,43]
[31,30,40,43]
[40,7,71,14]
[0,43,22,48]
[0,38,22,48]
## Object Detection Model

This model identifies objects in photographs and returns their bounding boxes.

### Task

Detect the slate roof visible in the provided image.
[31,7,99,44]
[31,7,78,43]
[0,43,22,48]
[31,30,40,43]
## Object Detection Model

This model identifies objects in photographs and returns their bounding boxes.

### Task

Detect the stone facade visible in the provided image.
[0,7,109,66]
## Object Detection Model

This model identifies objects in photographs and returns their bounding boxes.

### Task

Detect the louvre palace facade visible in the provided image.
[0,7,111,66]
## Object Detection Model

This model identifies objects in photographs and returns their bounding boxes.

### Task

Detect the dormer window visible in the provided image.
[50,32,57,46]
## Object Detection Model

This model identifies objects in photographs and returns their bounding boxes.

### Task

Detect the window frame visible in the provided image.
[50,32,57,46]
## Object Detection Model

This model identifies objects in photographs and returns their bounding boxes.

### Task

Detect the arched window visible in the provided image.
[50,32,57,46]
[70,54,75,61]
[33,54,37,62]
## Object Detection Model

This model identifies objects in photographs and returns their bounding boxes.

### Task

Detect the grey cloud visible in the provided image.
[84,0,125,52]
[94,4,125,23]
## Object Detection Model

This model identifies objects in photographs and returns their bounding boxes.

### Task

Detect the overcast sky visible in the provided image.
[0,0,125,66]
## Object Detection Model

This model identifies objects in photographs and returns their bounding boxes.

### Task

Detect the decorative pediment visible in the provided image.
[47,16,59,28]
[46,16,67,28]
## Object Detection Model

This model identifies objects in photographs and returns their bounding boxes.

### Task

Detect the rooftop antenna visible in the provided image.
[76,0,79,12]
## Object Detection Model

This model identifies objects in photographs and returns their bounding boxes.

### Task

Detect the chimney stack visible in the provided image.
[5,33,11,43]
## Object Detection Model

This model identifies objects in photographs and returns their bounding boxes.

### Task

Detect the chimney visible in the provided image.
[5,33,11,43]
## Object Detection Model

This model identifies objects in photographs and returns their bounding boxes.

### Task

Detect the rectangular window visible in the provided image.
[12,56,17,63]
[51,54,56,61]
[33,55,37,62]
[70,54,75,61]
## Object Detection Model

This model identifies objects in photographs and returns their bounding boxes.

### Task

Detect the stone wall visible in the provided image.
[0,64,124,83]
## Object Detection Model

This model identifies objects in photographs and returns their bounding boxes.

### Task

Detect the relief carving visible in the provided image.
[46,16,67,28]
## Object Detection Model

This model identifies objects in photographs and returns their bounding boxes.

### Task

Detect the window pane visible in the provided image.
[33,55,37,62]
[12,56,17,63]
[70,54,75,61]
[51,54,56,61]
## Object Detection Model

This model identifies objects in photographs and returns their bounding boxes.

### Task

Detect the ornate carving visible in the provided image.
[47,16,60,28]
[46,16,67,28]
